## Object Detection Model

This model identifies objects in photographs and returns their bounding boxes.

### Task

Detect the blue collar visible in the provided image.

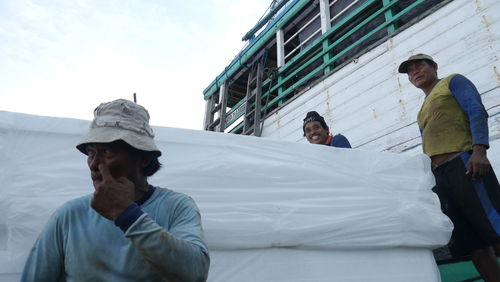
[136,185,155,206]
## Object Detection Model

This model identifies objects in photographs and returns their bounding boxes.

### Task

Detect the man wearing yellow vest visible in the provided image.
[399,54,500,281]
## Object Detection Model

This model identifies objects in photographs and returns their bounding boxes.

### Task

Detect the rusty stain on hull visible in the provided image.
[494,66,500,83]
[474,0,482,12]
[482,15,491,31]
[326,88,332,113]
[399,99,407,121]
[396,77,403,91]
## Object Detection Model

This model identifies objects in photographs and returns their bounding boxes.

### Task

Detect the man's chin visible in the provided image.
[308,139,322,144]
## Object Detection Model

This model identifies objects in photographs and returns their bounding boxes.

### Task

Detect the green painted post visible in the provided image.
[383,0,397,34]
[278,74,285,106]
[323,40,333,74]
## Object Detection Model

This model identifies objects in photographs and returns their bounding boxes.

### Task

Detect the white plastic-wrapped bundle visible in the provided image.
[0,111,452,281]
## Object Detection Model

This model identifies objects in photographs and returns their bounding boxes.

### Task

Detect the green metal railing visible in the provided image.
[203,0,310,100]
[223,0,431,133]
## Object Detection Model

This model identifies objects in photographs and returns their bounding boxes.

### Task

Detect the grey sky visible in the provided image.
[0,0,271,129]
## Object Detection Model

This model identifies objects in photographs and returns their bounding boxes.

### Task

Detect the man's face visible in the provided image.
[86,142,143,185]
[407,60,438,90]
[304,121,329,144]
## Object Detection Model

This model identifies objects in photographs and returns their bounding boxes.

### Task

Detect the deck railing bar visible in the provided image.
[279,0,377,74]
[203,0,309,99]
[330,0,362,24]
[269,1,387,96]
[284,12,321,46]
[284,28,322,60]
[261,0,423,112]
[227,0,386,130]
[285,0,359,68]
[227,0,427,132]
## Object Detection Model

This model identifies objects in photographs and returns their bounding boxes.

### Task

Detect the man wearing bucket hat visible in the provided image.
[399,54,500,281]
[22,99,210,281]
[302,111,352,148]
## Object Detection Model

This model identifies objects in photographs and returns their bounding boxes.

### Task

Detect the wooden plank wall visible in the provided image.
[260,0,500,158]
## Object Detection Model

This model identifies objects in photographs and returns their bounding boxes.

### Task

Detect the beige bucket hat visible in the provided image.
[76,99,161,157]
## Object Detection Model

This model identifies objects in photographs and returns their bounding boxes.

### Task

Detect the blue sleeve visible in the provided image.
[449,74,489,148]
[331,134,352,148]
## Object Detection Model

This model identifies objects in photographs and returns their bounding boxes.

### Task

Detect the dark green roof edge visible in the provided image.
[202,0,309,100]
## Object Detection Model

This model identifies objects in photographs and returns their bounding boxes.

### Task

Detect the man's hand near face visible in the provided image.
[91,164,136,220]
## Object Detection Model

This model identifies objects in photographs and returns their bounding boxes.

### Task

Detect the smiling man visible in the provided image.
[302,111,351,148]
[21,99,210,282]
[399,54,500,281]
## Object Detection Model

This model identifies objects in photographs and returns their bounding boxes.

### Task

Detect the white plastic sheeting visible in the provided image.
[0,111,452,281]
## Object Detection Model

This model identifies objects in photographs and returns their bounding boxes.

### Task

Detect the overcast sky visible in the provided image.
[0,0,272,129]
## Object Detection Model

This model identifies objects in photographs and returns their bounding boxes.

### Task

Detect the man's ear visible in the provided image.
[432,62,438,71]
[140,157,152,169]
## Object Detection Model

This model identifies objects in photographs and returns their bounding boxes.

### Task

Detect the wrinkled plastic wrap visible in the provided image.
[0,111,452,281]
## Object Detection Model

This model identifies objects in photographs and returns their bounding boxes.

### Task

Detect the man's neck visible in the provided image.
[423,78,440,96]
[323,135,333,145]
[134,180,150,202]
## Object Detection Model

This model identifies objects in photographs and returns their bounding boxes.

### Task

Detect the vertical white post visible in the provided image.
[319,0,331,33]
[203,96,215,130]
[276,29,285,68]
[320,0,332,74]
[218,82,228,132]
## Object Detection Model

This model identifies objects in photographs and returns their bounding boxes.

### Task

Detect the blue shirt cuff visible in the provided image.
[114,203,144,232]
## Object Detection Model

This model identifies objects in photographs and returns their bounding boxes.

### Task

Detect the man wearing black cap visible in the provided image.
[303,111,351,148]
[22,99,210,281]
[399,54,500,281]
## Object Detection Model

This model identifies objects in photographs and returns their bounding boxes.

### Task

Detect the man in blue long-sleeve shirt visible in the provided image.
[21,99,210,281]
[399,54,500,281]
